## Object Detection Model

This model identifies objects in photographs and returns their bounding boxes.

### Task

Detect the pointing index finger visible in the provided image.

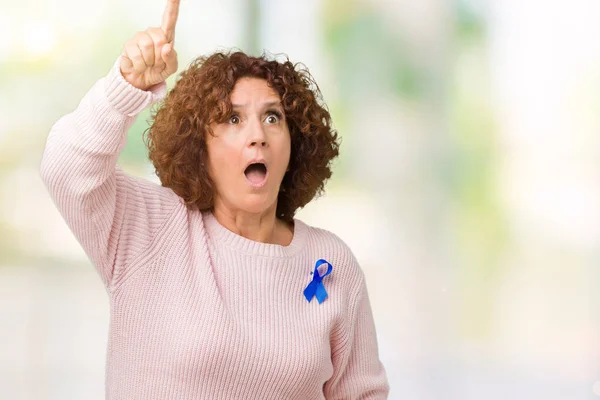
[161,0,180,43]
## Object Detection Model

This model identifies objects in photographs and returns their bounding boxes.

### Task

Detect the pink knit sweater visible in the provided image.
[40,57,389,399]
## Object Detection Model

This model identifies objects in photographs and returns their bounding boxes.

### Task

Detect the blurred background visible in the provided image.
[1,0,599,398]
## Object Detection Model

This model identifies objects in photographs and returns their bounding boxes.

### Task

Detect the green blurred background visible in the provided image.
[1,0,599,398]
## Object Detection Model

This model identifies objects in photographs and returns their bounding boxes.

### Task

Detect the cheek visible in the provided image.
[207,141,240,181]
[279,135,292,168]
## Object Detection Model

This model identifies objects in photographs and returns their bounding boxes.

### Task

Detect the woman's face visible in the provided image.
[206,77,291,216]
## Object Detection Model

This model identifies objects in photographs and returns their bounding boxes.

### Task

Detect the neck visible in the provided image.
[212,200,291,245]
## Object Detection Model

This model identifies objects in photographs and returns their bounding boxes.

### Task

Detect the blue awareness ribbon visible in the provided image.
[303,259,333,304]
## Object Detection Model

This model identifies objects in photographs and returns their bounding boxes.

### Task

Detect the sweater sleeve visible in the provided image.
[324,275,390,399]
[40,56,181,290]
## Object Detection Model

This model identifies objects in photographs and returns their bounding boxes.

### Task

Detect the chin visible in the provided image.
[240,194,277,215]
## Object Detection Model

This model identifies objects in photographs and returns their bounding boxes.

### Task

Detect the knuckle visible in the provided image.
[149,29,167,46]
[147,27,162,35]
[139,38,154,49]
[133,31,147,42]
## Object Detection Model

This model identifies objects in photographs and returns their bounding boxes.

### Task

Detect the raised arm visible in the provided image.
[40,0,183,290]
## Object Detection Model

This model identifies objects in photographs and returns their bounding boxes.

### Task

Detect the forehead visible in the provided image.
[230,77,281,104]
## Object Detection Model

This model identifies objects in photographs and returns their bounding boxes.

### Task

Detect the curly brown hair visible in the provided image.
[143,50,340,222]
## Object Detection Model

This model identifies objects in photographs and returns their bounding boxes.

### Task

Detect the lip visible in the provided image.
[244,158,268,170]
[244,158,269,189]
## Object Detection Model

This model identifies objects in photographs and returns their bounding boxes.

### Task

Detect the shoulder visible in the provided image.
[299,220,366,292]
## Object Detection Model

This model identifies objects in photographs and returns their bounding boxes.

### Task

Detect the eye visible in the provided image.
[229,114,240,124]
[265,110,282,124]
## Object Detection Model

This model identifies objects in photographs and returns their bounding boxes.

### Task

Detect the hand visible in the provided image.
[120,0,180,91]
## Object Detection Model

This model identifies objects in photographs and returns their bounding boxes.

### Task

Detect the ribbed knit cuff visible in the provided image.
[104,55,168,117]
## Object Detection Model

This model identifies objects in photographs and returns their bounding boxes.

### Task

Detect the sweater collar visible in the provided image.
[202,211,307,258]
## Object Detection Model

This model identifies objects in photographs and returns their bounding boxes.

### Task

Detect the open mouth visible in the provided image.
[244,162,268,188]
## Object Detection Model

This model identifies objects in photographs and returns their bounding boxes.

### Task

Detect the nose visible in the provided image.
[246,118,268,148]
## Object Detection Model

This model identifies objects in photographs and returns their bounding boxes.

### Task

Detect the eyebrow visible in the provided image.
[231,101,282,109]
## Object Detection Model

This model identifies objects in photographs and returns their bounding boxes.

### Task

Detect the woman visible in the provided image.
[40,0,390,398]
